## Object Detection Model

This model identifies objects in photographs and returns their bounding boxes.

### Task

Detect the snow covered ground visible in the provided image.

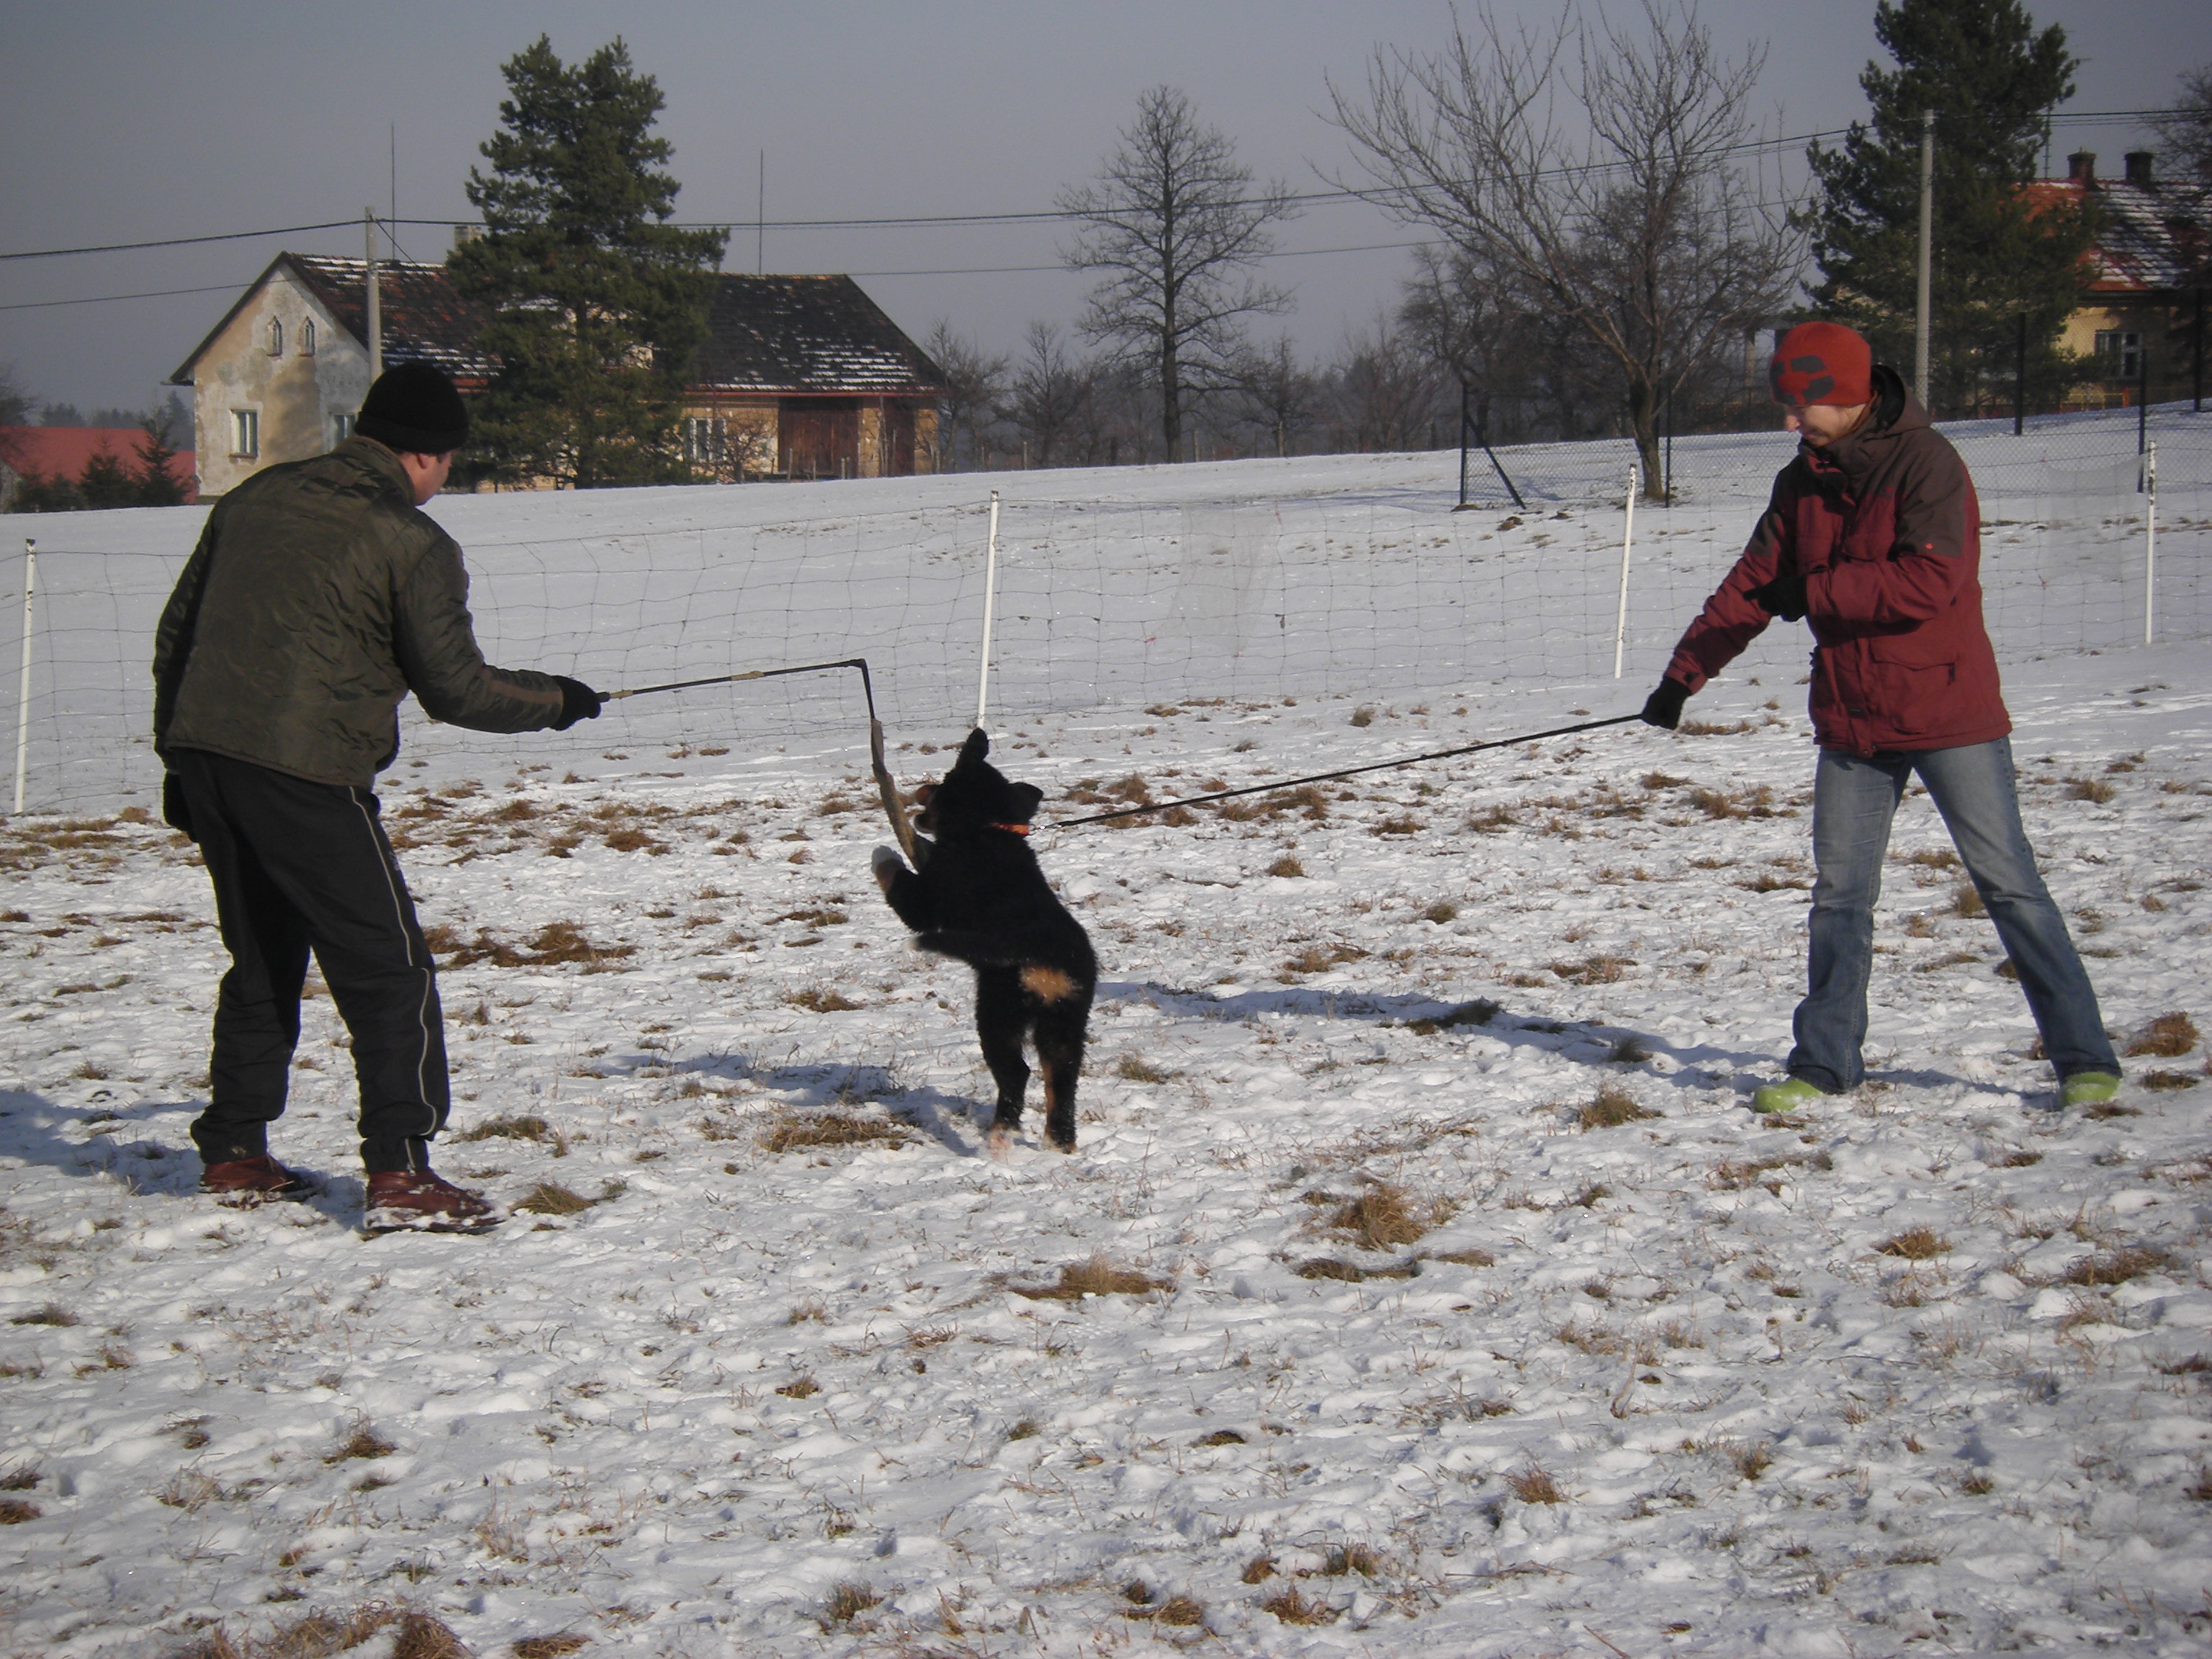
[2,430,2211,1657]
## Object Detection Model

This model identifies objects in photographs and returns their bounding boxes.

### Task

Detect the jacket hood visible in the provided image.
[1804,364,1928,489]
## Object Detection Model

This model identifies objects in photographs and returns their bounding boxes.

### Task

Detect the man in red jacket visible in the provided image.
[1641,321,2121,1113]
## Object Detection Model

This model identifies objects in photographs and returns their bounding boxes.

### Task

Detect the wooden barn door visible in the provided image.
[884,400,917,475]
[779,400,860,480]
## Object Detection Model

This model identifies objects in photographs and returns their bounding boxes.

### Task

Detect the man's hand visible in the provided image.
[1640,678,1691,731]
[1747,572,1808,622]
[551,677,603,731]
[871,845,907,896]
[161,773,195,841]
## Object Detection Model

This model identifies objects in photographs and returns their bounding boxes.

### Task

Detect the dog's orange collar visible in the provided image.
[986,822,1031,837]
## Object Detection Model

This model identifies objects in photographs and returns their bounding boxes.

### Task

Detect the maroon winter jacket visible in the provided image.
[1663,369,2010,756]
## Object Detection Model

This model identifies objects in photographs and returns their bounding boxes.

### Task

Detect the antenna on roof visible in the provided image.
[364,209,382,379]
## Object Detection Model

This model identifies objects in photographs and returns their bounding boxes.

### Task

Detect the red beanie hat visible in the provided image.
[1768,322,1873,408]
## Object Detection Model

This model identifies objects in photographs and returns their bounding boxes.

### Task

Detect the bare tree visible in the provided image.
[2152,63,2212,184]
[1058,86,1298,462]
[0,366,30,472]
[1230,337,1323,457]
[1007,323,1094,469]
[1330,0,1801,496]
[922,321,1008,471]
[1326,318,1452,452]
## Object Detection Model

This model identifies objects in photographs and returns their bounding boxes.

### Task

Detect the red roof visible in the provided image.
[2023,175,2212,295]
[0,428,197,501]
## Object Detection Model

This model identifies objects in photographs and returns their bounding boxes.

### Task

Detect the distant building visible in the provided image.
[0,426,197,511]
[2028,150,2211,406]
[171,253,943,495]
[168,253,495,498]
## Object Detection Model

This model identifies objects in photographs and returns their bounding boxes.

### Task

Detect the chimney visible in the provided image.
[451,222,483,251]
[2068,150,2097,186]
[2124,150,2154,186]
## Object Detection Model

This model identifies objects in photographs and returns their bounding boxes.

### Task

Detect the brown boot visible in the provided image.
[361,1169,501,1234]
[199,1154,314,1205]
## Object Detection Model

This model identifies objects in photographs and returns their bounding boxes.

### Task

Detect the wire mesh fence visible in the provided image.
[4,402,2205,819]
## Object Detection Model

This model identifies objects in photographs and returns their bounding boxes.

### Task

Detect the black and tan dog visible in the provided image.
[873,729,1097,1153]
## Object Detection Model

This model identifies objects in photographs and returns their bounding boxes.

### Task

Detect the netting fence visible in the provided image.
[5,403,2206,818]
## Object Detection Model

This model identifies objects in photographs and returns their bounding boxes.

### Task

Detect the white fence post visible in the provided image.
[974,490,1002,732]
[12,537,35,817]
[2144,441,2157,646]
[1613,464,1638,678]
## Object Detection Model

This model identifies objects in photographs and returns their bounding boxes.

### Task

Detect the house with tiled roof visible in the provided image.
[168,253,495,497]
[171,253,945,495]
[2027,150,2211,405]
[0,426,196,511]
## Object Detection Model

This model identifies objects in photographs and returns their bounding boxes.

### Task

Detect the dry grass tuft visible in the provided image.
[784,987,861,1012]
[1406,998,1499,1035]
[1320,1543,1382,1577]
[1877,1227,1952,1261]
[1151,1596,1205,1627]
[0,1467,39,1491]
[1114,1053,1174,1084]
[1327,1183,1445,1250]
[2066,776,2116,804]
[9,1302,76,1327]
[0,1498,40,1524]
[1012,1253,1172,1300]
[758,1110,913,1153]
[171,1604,469,1659]
[1266,854,1305,878]
[1506,1466,1564,1503]
[2141,1069,2200,1090]
[511,1182,596,1217]
[1421,899,1460,923]
[1951,884,1987,918]
[1260,1586,1337,1625]
[1578,1083,1657,1130]
[454,1114,554,1144]
[511,1637,590,1658]
[2062,1246,2168,1286]
[821,1582,881,1627]
[1241,1554,1277,1583]
[325,1424,396,1463]
[2126,1012,2199,1058]
[1194,1429,1247,1447]
[775,1377,821,1399]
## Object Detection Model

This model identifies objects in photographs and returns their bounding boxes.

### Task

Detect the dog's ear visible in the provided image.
[1010,782,1044,822]
[957,728,991,768]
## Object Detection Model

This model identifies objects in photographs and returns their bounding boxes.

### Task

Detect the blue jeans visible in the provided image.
[1789,737,2118,1091]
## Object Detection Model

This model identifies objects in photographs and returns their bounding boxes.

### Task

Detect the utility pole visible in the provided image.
[1915,107,1933,407]
[364,208,382,379]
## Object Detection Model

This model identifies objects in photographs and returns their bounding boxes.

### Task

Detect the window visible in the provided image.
[232,409,259,459]
[331,410,354,449]
[301,319,316,356]
[685,415,728,465]
[267,318,284,356]
[2094,329,2142,379]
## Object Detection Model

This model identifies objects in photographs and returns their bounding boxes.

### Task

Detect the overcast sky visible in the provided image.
[3,0,2205,419]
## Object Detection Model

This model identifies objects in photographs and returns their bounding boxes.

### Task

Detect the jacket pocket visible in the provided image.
[1864,626,1958,669]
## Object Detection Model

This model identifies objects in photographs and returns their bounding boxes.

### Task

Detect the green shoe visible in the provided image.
[2060,1071,2121,1109]
[1751,1076,1825,1114]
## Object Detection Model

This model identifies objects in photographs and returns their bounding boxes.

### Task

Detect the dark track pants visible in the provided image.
[169,750,446,1173]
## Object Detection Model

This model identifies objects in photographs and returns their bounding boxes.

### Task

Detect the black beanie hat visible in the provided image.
[355,361,469,454]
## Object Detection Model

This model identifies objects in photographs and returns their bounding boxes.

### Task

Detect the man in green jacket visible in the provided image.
[153,361,603,1231]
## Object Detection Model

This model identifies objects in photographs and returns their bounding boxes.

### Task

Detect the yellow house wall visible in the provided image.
[191,271,370,497]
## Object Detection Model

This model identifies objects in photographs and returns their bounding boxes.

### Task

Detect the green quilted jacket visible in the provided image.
[153,438,564,787]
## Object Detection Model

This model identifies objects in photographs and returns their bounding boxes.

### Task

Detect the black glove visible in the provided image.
[1748,571,1808,622]
[1640,678,1691,731]
[551,676,603,731]
[161,772,195,841]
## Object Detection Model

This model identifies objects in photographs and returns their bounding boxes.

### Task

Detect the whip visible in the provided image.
[1051,712,1645,830]
[608,657,918,865]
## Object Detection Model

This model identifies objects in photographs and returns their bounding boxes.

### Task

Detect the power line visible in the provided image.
[0,282,246,314]
[0,125,1851,262]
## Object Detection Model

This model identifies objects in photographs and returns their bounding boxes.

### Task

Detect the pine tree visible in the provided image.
[132,417,189,506]
[77,445,138,509]
[449,36,726,488]
[1805,0,2092,415]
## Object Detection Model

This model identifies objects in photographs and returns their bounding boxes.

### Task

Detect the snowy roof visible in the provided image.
[168,253,499,385]
[2026,171,2212,295]
[171,260,943,397]
[690,274,945,396]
